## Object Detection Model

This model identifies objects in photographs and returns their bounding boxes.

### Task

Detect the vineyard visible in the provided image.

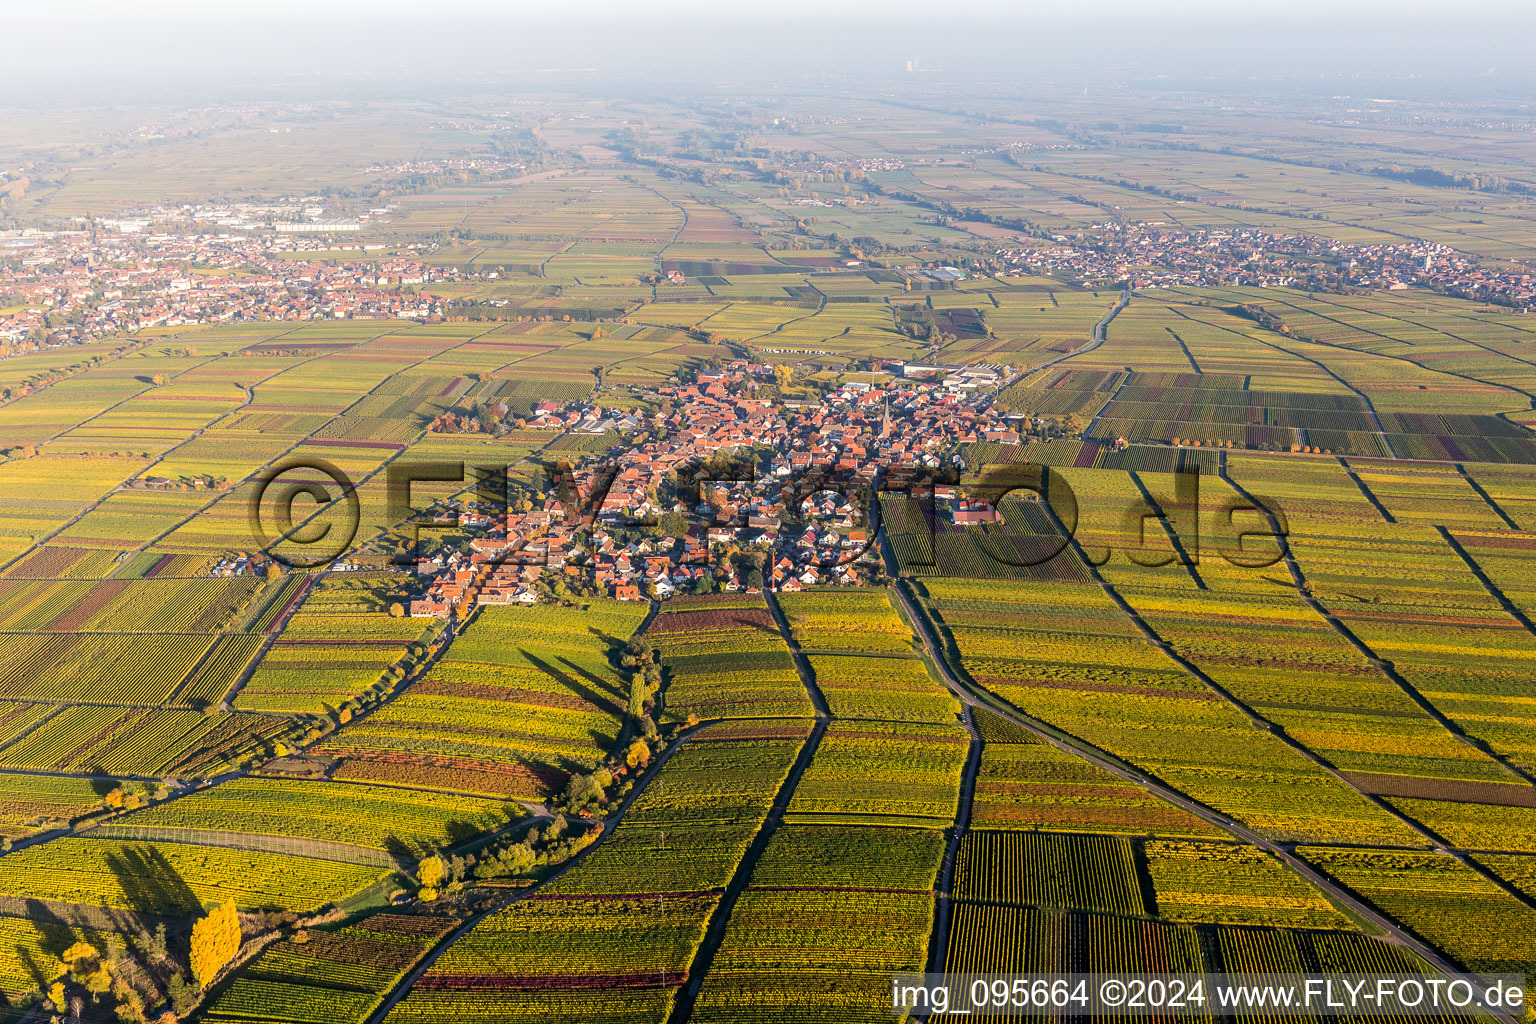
[946,903,1436,979]
[0,838,382,915]
[204,914,457,1024]
[805,653,958,723]
[0,771,110,839]
[1299,848,1536,976]
[553,726,807,896]
[93,778,523,857]
[916,576,1424,846]
[786,720,968,828]
[689,821,944,1021]
[954,831,1145,915]
[967,723,1217,836]
[0,915,113,1003]
[947,903,1204,974]
[778,589,917,654]
[642,594,812,722]
[237,574,428,714]
[1143,840,1349,929]
[0,632,219,704]
[0,703,284,777]
[316,600,646,799]
[386,723,809,1021]
[691,888,933,1022]
[0,575,267,632]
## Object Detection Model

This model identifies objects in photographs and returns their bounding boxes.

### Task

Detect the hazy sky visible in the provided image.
[12,0,1536,17]
[6,0,1536,101]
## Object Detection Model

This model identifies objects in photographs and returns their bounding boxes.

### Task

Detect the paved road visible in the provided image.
[1033,285,1130,376]
[886,580,1521,1024]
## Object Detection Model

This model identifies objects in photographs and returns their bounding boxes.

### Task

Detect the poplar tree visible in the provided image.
[190,901,240,988]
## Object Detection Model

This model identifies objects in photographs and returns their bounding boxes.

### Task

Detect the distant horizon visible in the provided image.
[6,9,1536,105]
[17,0,1536,19]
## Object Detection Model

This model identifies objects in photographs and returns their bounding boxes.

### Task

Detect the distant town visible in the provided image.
[7,209,1533,356]
[1001,225,1535,303]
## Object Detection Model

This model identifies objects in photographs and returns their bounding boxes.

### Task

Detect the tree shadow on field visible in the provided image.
[558,655,625,704]
[728,612,780,637]
[104,845,200,918]
[22,901,83,960]
[444,818,484,846]
[382,834,417,870]
[16,897,113,998]
[18,907,74,994]
[11,945,46,1004]
[523,649,621,714]
[589,629,632,684]
[551,744,607,780]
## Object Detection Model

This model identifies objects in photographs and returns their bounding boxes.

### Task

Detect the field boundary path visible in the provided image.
[886,578,1522,1024]
[1453,464,1521,529]
[2,323,337,574]
[1082,369,1132,438]
[667,716,828,1024]
[925,703,979,976]
[1170,304,1400,458]
[1220,456,1536,792]
[1261,295,1536,411]
[1212,457,1536,910]
[1335,456,1398,522]
[364,717,711,1024]
[1127,469,1207,589]
[1437,525,1536,635]
[763,588,832,718]
[665,588,829,1023]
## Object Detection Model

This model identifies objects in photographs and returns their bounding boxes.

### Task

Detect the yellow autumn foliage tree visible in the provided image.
[189,900,240,988]
[416,854,444,889]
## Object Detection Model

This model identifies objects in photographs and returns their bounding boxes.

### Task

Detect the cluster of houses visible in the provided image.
[359,157,526,177]
[998,225,1535,305]
[0,225,460,345]
[523,401,647,433]
[937,485,1005,525]
[405,361,1025,615]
